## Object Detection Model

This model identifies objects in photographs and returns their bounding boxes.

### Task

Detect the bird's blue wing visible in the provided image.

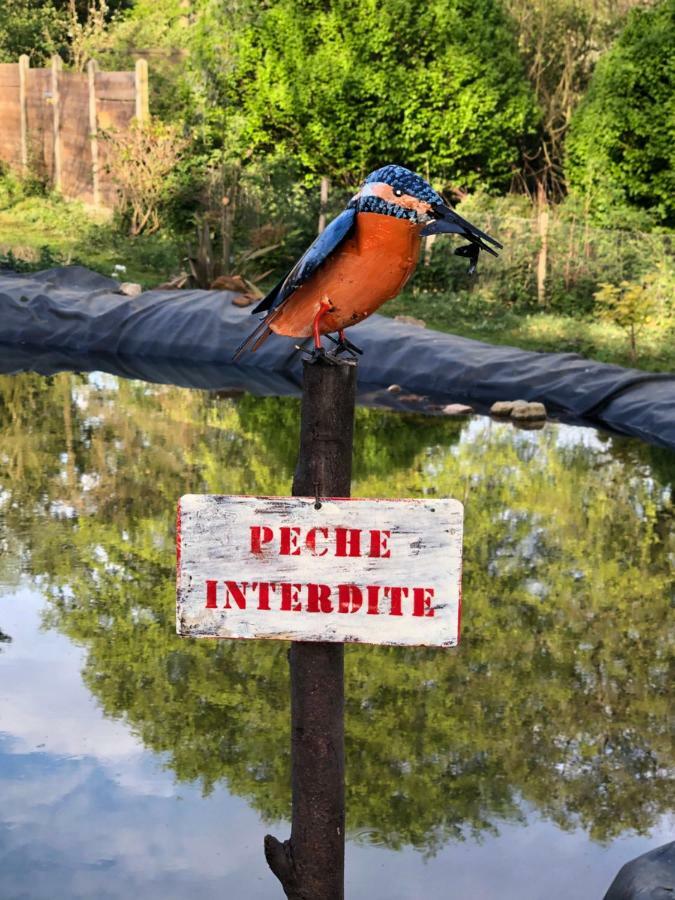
[251,207,357,315]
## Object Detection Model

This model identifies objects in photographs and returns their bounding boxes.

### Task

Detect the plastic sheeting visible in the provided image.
[1,266,673,449]
[603,841,675,900]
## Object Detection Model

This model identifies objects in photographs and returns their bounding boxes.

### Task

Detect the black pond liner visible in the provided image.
[1,266,673,450]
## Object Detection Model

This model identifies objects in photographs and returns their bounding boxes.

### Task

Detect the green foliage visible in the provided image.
[0,244,65,271]
[566,0,675,226]
[504,0,651,199]
[0,0,66,63]
[193,0,538,188]
[0,166,47,210]
[0,373,673,849]
[594,271,672,361]
[392,192,674,316]
[82,0,192,119]
[0,171,184,284]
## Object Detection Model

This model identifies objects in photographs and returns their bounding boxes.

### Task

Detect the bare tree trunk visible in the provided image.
[221,161,240,275]
[318,177,330,235]
[424,233,437,267]
[536,181,549,307]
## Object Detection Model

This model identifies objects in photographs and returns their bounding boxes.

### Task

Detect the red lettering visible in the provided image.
[335,527,362,558]
[366,584,381,615]
[305,527,329,556]
[255,581,276,611]
[224,581,248,610]
[205,579,218,609]
[413,586,435,617]
[338,584,362,613]
[384,586,408,616]
[250,526,274,555]
[369,530,391,558]
[306,583,333,613]
[280,582,302,611]
[280,526,301,556]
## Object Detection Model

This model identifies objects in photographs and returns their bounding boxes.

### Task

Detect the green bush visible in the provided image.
[565,0,675,227]
[191,0,539,189]
[0,0,66,63]
[0,166,48,210]
[0,245,65,272]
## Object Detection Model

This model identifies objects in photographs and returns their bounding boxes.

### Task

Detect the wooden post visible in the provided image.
[134,58,149,123]
[265,357,357,900]
[51,55,62,191]
[18,55,29,173]
[87,59,100,208]
[318,176,330,235]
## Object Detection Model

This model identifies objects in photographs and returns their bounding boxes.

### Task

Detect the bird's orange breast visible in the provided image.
[269,212,423,338]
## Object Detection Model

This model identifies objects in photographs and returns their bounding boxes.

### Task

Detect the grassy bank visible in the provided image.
[385,289,675,373]
[1,189,673,373]
[0,194,181,287]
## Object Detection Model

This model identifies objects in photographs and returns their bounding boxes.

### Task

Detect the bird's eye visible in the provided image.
[393,188,403,197]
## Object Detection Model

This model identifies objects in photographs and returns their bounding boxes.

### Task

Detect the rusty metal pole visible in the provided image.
[265,356,357,900]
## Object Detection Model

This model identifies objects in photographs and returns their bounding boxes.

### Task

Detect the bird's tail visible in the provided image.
[232,290,290,362]
[232,316,273,362]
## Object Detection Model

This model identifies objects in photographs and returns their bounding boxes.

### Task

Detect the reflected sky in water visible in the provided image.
[0,372,673,898]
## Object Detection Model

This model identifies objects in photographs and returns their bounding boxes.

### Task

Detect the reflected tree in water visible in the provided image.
[0,372,672,852]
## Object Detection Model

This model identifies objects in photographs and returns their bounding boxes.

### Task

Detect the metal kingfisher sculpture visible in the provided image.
[234,164,502,360]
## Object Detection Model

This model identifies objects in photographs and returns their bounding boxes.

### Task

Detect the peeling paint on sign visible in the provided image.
[176,495,463,648]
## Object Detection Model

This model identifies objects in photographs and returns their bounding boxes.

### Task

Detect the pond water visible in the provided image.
[0,371,673,900]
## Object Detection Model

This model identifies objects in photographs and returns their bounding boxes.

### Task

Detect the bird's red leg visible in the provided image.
[313,295,333,350]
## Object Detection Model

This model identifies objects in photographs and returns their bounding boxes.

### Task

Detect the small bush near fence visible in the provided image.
[101,119,187,235]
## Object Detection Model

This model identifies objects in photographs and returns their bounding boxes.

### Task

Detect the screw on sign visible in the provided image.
[177,165,497,900]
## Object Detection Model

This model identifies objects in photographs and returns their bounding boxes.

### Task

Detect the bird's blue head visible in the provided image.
[349,165,444,223]
[348,163,503,273]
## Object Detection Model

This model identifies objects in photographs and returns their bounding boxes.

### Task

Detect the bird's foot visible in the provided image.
[295,343,342,365]
[326,332,363,358]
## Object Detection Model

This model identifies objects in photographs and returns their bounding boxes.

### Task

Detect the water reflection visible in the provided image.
[0,372,673,860]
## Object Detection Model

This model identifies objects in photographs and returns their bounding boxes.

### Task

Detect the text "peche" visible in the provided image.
[250,525,391,558]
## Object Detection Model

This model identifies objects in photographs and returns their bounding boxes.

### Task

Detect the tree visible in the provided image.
[565,0,675,226]
[505,0,656,201]
[193,0,539,191]
[594,278,657,360]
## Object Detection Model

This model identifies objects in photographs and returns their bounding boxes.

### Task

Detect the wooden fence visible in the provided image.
[0,55,149,207]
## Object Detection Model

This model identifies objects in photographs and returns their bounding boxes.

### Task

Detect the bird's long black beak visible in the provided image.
[421,202,502,274]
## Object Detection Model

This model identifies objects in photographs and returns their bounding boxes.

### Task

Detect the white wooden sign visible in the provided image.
[177,495,463,648]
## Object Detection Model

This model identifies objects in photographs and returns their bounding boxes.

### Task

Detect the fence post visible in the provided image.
[51,55,62,192]
[265,357,356,900]
[87,59,100,207]
[134,58,149,124]
[18,55,29,173]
